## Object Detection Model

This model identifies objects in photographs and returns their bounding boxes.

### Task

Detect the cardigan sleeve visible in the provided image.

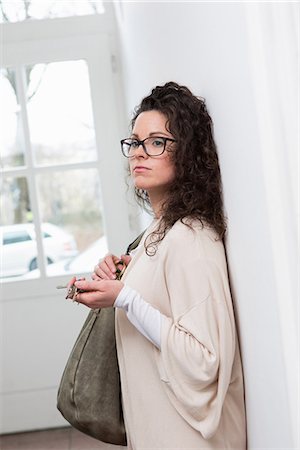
[155,239,236,439]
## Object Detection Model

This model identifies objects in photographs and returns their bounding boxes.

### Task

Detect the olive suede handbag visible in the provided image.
[57,232,144,445]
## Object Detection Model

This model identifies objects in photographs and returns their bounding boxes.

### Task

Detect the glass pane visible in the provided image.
[36,169,108,277]
[0,69,25,168]
[27,60,97,166]
[0,177,39,279]
[0,1,105,23]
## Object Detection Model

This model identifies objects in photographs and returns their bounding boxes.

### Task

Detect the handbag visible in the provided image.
[57,232,145,445]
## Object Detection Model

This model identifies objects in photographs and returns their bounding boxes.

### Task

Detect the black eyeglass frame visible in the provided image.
[120,136,177,158]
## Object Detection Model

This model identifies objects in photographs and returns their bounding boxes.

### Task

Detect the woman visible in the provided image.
[71,82,247,449]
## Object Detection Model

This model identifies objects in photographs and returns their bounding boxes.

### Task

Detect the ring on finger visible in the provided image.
[73,292,80,305]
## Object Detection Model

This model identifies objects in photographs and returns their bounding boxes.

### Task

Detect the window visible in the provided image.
[1,8,132,285]
[0,60,106,279]
[3,230,32,245]
[0,0,105,23]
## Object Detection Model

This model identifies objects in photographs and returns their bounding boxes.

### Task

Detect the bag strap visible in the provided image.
[125,230,145,255]
[115,231,146,281]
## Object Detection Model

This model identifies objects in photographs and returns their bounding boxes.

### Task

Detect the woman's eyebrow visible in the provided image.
[149,131,170,137]
[131,131,170,138]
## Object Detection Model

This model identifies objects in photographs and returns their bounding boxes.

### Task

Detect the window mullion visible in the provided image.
[1,167,29,178]
[15,66,46,277]
[1,161,100,178]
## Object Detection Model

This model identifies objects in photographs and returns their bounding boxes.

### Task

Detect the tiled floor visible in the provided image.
[0,427,125,450]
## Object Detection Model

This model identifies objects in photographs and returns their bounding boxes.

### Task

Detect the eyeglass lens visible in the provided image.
[122,137,167,157]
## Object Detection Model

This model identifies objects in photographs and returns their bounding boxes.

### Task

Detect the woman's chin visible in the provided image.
[134,181,149,191]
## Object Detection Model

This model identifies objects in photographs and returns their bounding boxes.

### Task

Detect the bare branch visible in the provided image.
[3,68,17,96]
[89,1,99,14]
[0,0,10,22]
[24,0,31,19]
[26,64,48,102]
[2,64,47,102]
[48,1,55,17]
[0,0,31,22]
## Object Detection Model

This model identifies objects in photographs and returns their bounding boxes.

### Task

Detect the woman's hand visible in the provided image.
[92,253,132,280]
[64,252,131,307]
[70,279,124,309]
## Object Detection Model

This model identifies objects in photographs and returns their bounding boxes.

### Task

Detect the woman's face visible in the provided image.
[129,110,176,203]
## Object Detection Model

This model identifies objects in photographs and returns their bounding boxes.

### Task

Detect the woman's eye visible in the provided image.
[130,140,139,148]
[152,138,164,147]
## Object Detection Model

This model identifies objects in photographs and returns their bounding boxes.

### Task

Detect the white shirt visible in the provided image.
[114,284,163,350]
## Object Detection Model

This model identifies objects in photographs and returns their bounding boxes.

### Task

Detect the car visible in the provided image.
[0,222,78,278]
[21,235,108,279]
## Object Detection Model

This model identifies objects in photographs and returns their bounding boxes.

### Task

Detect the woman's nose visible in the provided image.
[134,143,148,158]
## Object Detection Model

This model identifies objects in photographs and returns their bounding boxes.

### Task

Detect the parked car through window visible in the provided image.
[0,223,78,278]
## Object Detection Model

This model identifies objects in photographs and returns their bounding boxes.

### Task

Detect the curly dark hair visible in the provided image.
[131,81,226,255]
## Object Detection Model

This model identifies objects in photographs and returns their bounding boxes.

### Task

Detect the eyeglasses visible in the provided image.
[120,136,176,158]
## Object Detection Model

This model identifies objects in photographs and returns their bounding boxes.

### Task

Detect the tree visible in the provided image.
[0,0,102,224]
[1,1,48,223]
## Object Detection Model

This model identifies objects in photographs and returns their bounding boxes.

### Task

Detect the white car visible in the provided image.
[22,235,108,279]
[0,222,78,278]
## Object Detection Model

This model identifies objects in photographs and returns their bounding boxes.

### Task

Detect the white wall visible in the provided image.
[114,1,299,448]
[1,287,89,432]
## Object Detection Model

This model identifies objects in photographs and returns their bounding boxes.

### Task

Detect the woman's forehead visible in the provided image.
[132,110,169,136]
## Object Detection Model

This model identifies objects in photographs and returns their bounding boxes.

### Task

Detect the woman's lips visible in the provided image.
[133,166,150,173]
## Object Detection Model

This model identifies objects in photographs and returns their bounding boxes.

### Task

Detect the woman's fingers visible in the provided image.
[73,279,124,309]
[92,253,132,281]
[120,254,132,266]
[94,254,123,280]
[106,254,120,273]
[91,272,101,281]
[93,263,112,280]
[67,276,77,289]
[74,279,99,291]
[65,276,86,300]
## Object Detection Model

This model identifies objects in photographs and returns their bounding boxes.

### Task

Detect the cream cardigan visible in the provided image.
[115,219,246,449]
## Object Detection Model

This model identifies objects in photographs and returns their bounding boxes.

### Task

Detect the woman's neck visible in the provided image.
[148,192,167,219]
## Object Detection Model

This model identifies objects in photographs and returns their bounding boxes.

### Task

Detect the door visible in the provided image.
[1,14,134,433]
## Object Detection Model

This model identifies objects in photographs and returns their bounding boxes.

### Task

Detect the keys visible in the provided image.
[56,280,84,301]
[56,260,126,301]
[115,260,126,280]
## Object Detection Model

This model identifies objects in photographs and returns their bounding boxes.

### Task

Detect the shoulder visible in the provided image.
[168,218,221,249]
[155,219,226,270]
[168,218,218,240]
[159,220,231,312]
